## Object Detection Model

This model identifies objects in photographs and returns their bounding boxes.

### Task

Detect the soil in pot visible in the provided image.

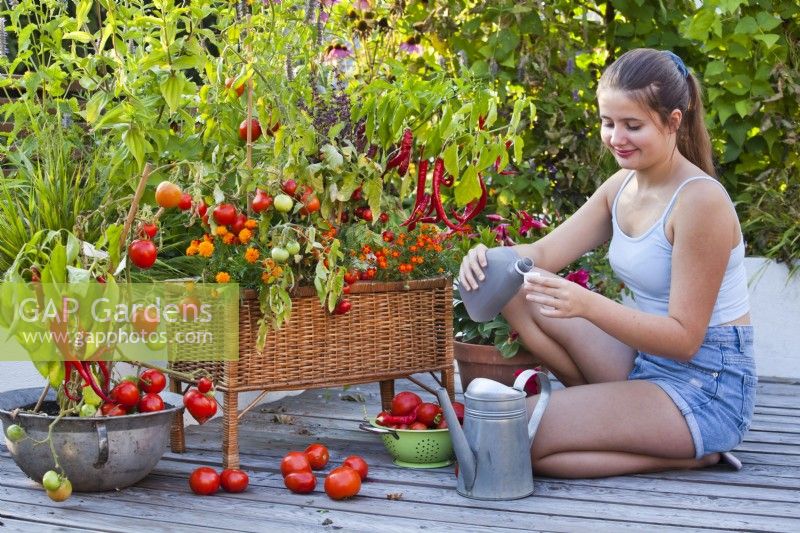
[454,340,542,391]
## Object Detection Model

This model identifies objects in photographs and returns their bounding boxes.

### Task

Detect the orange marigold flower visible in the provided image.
[215,226,229,236]
[261,271,271,283]
[215,272,231,283]
[186,245,199,256]
[197,241,214,257]
[203,234,213,242]
[238,228,252,243]
[245,219,258,229]
[222,233,236,245]
[244,247,260,263]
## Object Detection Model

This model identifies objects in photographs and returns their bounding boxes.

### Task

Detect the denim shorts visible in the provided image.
[627,325,757,459]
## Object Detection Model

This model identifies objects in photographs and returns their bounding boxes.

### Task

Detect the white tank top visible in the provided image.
[608,172,750,326]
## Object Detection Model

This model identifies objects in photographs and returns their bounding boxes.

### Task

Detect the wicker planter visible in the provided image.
[454,340,542,392]
[169,277,455,468]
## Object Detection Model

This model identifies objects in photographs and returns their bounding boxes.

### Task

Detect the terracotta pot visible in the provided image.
[453,340,542,391]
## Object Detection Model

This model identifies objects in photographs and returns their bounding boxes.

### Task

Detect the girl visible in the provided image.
[458,48,756,478]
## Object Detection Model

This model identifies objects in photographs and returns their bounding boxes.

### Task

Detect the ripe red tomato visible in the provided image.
[141,223,157,238]
[138,392,164,413]
[239,118,262,141]
[324,466,361,500]
[197,377,213,394]
[220,469,249,493]
[131,307,159,335]
[436,418,448,429]
[281,179,298,196]
[284,471,316,494]
[251,190,273,213]
[213,203,237,226]
[391,391,422,416]
[101,402,127,417]
[342,455,368,481]
[110,381,140,408]
[155,181,182,208]
[409,421,429,430]
[129,239,157,269]
[333,299,351,315]
[183,388,217,424]
[343,270,359,285]
[350,187,362,201]
[360,208,373,222]
[452,401,465,424]
[225,76,244,97]
[189,467,220,495]
[304,443,330,470]
[197,201,208,217]
[416,403,443,427]
[280,451,312,477]
[139,369,167,394]
[231,212,248,235]
[379,212,389,223]
[178,193,193,211]
[300,195,320,215]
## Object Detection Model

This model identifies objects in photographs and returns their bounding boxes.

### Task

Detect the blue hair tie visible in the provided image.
[664,51,689,78]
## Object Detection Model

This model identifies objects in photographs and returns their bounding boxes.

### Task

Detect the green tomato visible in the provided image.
[273,194,294,213]
[286,240,301,256]
[42,470,61,491]
[81,386,102,407]
[80,404,97,418]
[5,424,26,442]
[146,334,168,351]
[271,247,290,263]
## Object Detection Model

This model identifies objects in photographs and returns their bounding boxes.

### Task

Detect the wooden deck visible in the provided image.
[2,375,799,532]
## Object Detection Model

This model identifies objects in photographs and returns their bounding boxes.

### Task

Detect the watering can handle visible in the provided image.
[513,369,551,446]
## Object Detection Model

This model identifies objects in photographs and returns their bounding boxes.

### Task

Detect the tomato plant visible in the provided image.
[46,478,72,502]
[183,388,217,424]
[141,223,158,238]
[273,194,293,213]
[42,470,61,491]
[178,193,193,211]
[251,190,273,213]
[342,456,368,481]
[225,76,244,97]
[280,451,312,477]
[239,118,262,141]
[212,203,237,226]
[284,471,316,494]
[128,239,157,269]
[220,469,249,493]
[304,443,330,470]
[197,377,213,394]
[324,466,361,500]
[5,424,26,442]
[189,467,220,495]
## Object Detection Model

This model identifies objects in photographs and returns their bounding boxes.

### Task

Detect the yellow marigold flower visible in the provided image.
[215,272,231,283]
[244,247,260,264]
[222,233,236,245]
[245,219,258,229]
[238,228,252,243]
[186,245,199,256]
[261,271,271,283]
[197,241,214,257]
[203,234,213,242]
[215,225,229,236]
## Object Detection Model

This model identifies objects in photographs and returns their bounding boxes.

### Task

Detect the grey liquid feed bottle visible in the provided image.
[459,247,534,322]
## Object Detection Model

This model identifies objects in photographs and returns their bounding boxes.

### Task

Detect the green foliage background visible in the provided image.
[416,0,799,266]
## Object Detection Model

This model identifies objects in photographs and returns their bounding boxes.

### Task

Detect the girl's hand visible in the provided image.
[458,243,489,291]
[523,273,590,318]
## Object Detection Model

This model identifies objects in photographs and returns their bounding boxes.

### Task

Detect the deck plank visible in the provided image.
[1,377,798,532]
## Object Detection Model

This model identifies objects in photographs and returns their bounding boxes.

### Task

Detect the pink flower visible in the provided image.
[565,269,590,289]
[518,210,547,235]
[321,0,339,6]
[399,37,422,55]
[353,0,370,10]
[486,214,505,223]
[324,43,351,61]
[491,223,515,246]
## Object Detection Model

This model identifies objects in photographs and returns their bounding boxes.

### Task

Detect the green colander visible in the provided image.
[359,418,454,469]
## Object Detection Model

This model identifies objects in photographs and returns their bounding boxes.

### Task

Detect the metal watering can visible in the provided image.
[437,369,551,500]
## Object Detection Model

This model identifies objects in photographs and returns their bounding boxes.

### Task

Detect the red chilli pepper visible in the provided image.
[402,159,430,230]
[377,405,420,426]
[386,129,413,176]
[73,360,112,404]
[430,158,459,230]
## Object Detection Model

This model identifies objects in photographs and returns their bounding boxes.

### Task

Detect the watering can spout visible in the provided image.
[436,387,476,490]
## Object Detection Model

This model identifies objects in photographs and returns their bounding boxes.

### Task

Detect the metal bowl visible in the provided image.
[0,387,184,492]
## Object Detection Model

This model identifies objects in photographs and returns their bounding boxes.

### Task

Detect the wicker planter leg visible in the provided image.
[169,379,186,454]
[379,380,395,411]
[222,389,239,469]
[441,366,455,400]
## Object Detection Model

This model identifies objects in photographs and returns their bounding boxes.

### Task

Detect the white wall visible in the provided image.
[744,258,800,380]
